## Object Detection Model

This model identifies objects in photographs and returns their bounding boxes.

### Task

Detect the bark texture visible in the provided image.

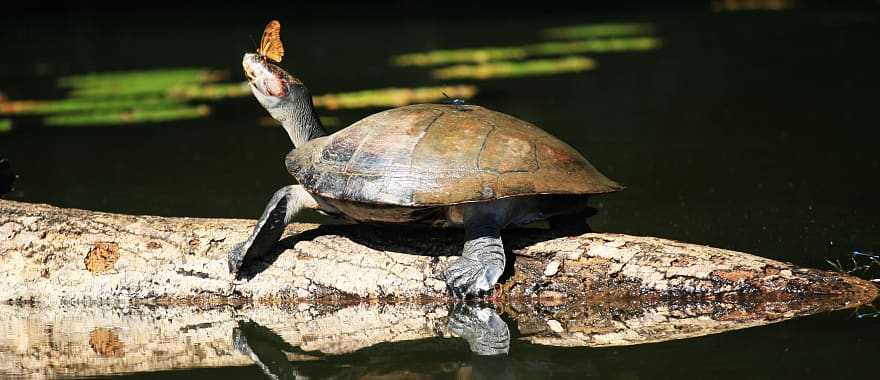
[0,200,876,305]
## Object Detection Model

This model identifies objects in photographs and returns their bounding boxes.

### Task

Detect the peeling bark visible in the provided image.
[0,200,876,305]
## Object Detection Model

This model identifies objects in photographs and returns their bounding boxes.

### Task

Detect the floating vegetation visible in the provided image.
[168,82,250,100]
[533,38,660,56]
[59,68,225,97]
[0,119,11,133]
[432,57,596,80]
[1,64,478,126]
[313,85,478,110]
[0,68,232,126]
[44,105,210,127]
[395,47,527,67]
[0,100,44,115]
[59,68,216,88]
[392,36,660,67]
[0,96,185,116]
[541,23,655,39]
[711,0,796,12]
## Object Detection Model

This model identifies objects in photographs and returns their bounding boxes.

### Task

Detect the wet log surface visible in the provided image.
[0,199,876,305]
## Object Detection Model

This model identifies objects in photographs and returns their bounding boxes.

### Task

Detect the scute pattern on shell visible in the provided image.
[286,104,622,206]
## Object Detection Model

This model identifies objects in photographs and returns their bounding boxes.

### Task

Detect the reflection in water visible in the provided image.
[234,321,303,380]
[447,303,510,356]
[236,303,514,380]
[0,294,869,379]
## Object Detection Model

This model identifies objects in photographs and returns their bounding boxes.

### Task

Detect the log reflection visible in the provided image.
[0,295,873,378]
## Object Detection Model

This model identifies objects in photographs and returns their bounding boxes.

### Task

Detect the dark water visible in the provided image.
[1,3,879,379]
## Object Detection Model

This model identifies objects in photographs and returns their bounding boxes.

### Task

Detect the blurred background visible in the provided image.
[1,0,878,273]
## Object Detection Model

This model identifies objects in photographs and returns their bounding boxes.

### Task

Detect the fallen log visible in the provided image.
[0,199,876,305]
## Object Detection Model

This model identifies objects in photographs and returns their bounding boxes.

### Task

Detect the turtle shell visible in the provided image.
[287,104,622,207]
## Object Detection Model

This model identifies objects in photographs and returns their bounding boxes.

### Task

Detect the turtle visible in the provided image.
[231,52,623,298]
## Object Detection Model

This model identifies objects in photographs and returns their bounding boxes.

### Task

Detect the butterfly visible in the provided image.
[258,20,284,63]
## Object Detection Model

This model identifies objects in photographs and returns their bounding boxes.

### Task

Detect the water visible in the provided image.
[1,3,879,379]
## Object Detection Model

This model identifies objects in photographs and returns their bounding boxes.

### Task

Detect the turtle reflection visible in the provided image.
[233,321,315,380]
[447,302,511,356]
[233,302,515,379]
[448,302,517,380]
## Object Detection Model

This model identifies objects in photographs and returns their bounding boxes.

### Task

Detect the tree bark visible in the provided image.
[0,200,876,306]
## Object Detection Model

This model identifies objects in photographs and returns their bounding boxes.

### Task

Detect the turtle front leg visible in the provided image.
[445,206,507,299]
[228,185,318,278]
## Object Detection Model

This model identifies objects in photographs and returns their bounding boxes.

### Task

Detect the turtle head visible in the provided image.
[242,53,304,106]
[242,53,325,147]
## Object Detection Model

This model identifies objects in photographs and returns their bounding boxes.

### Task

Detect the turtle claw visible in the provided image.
[228,242,246,277]
[444,257,502,299]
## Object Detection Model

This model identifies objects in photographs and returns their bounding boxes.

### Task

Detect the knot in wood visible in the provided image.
[84,242,120,274]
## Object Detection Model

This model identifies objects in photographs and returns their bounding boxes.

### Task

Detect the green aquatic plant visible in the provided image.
[59,68,223,97]
[531,37,661,56]
[58,68,215,87]
[392,37,660,67]
[710,0,796,12]
[44,105,210,126]
[168,82,251,100]
[1,84,477,126]
[541,23,655,39]
[0,96,185,116]
[394,47,527,66]
[3,64,479,126]
[312,85,478,110]
[432,56,596,80]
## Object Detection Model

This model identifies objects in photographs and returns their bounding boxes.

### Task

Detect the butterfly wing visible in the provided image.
[258,20,284,62]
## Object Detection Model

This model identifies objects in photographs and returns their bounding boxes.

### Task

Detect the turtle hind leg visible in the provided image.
[228,185,318,278]
[444,205,507,299]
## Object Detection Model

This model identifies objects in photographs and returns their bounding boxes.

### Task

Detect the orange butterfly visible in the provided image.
[258,20,284,63]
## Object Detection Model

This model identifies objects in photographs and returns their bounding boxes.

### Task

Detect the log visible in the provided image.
[0,199,876,305]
